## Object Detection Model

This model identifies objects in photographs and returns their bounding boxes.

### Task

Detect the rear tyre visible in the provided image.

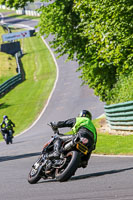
[55,151,80,182]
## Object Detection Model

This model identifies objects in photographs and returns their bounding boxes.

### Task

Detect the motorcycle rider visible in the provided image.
[1,115,15,138]
[48,110,97,168]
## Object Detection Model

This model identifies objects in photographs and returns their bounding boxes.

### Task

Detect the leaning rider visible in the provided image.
[1,115,15,138]
[48,110,97,168]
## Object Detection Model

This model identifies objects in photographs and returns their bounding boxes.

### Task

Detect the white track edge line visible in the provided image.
[16,36,59,137]
[0,21,59,138]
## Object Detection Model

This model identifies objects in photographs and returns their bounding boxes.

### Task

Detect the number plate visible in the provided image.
[76,142,88,155]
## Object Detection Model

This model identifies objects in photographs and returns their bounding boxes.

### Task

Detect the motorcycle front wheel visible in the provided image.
[10,137,12,144]
[28,158,42,184]
[5,134,9,145]
[55,151,80,182]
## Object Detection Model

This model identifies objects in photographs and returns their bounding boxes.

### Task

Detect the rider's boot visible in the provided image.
[47,138,62,159]
[81,152,91,168]
[81,160,88,168]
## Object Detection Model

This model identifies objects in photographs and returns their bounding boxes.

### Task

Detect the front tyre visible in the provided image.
[9,136,12,144]
[28,159,42,184]
[55,151,80,182]
[5,134,9,145]
[10,138,12,144]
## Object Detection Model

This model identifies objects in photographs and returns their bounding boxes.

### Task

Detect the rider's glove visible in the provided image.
[50,122,58,131]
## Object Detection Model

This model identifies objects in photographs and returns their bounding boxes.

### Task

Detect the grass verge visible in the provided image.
[0,25,6,44]
[0,9,39,20]
[0,36,56,140]
[0,9,13,13]
[7,13,39,20]
[93,118,133,155]
[94,133,133,155]
[0,52,17,84]
[0,26,17,84]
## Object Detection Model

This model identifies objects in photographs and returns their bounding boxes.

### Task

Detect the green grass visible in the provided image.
[0,25,5,44]
[0,26,17,84]
[93,118,133,155]
[0,9,13,13]
[0,52,17,84]
[107,73,133,105]
[0,8,39,20]
[8,13,39,20]
[0,36,56,140]
[0,75,15,84]
[94,133,133,155]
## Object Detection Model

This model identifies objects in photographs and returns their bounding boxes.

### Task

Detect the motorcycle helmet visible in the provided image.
[79,110,92,120]
[3,115,8,120]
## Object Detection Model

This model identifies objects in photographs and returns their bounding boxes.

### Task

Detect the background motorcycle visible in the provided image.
[0,128,13,144]
[28,123,92,183]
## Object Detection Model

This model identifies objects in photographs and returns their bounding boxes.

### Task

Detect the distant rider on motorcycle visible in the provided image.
[1,115,15,138]
[48,110,97,168]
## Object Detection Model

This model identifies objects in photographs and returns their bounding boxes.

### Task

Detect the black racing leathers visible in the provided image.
[56,118,96,149]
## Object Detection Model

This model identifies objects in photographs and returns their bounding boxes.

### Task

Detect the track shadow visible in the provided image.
[3,16,31,24]
[70,167,133,181]
[0,152,41,162]
[38,179,57,184]
[13,141,25,144]
[0,140,25,145]
[35,167,133,184]
[0,103,11,109]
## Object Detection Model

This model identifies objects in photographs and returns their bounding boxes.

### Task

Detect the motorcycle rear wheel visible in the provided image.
[55,151,80,182]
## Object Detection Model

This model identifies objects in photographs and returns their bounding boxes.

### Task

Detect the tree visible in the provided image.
[38,0,133,102]
[1,0,133,102]
[0,0,34,8]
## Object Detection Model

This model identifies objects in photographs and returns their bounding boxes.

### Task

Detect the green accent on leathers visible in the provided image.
[2,119,13,130]
[72,117,97,142]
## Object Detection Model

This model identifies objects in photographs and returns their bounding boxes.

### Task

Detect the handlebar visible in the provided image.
[47,123,59,135]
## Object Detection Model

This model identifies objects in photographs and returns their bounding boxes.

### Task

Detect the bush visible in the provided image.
[38,0,133,102]
[107,72,133,104]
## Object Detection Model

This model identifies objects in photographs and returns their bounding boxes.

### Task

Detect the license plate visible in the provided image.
[76,142,88,155]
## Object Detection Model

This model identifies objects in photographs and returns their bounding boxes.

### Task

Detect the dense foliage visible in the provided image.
[0,0,34,8]
[107,72,133,104]
[38,0,133,102]
[1,0,133,103]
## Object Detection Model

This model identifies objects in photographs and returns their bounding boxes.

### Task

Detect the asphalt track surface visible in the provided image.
[0,14,133,200]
